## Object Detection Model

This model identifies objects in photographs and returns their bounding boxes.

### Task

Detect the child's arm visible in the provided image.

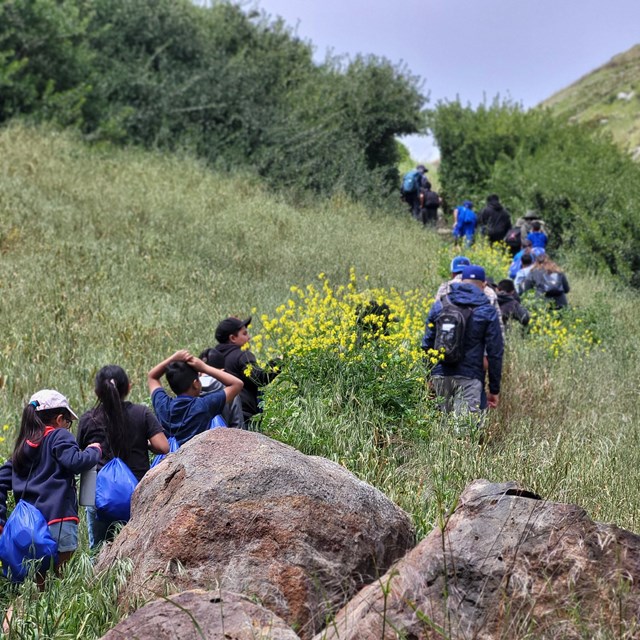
[52,430,102,473]
[147,350,191,394]
[187,356,243,403]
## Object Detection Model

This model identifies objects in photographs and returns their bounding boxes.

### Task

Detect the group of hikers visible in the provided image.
[0,176,573,586]
[419,185,572,426]
[0,316,278,585]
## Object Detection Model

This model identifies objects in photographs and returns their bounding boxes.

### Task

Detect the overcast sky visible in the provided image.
[252,0,640,160]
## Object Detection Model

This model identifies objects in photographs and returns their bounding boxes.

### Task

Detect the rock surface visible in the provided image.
[96,429,415,639]
[100,589,299,640]
[314,479,640,639]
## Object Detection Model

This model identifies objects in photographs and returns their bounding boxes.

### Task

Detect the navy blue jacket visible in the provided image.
[422,283,504,394]
[0,426,101,526]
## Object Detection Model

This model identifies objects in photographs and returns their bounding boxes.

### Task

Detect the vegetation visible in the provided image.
[0,0,426,204]
[541,44,640,159]
[1,126,639,636]
[429,98,640,286]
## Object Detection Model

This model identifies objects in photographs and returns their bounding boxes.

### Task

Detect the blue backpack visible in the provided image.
[95,458,138,522]
[457,206,475,226]
[0,500,58,582]
[401,170,421,194]
[150,435,179,468]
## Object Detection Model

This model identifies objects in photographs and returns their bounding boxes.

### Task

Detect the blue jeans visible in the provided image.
[85,507,123,550]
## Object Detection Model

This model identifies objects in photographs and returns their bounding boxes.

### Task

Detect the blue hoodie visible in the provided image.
[0,426,101,526]
[422,282,504,394]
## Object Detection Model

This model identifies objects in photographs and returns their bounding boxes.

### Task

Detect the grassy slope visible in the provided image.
[3,125,640,636]
[541,44,640,157]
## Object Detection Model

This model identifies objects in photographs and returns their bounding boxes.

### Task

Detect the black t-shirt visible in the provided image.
[77,402,163,482]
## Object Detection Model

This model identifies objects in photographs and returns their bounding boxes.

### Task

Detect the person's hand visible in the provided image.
[171,350,191,362]
[186,355,206,372]
[487,393,499,409]
[86,443,102,452]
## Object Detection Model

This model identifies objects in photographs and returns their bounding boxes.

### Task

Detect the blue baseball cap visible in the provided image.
[461,265,486,282]
[450,256,471,274]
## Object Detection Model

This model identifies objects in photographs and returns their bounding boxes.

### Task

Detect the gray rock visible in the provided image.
[100,589,300,639]
[315,479,640,639]
[96,429,415,639]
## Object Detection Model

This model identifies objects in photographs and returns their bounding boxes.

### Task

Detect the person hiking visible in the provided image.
[0,390,102,582]
[522,254,570,309]
[209,317,281,428]
[422,265,504,424]
[452,200,477,247]
[478,194,512,243]
[514,252,535,295]
[420,185,440,226]
[496,279,530,328]
[401,164,428,220]
[527,220,548,249]
[508,239,545,279]
[148,350,243,445]
[77,365,170,549]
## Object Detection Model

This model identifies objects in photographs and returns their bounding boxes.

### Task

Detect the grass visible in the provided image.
[1,123,640,637]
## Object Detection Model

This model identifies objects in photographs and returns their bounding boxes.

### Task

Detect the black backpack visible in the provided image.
[542,272,564,297]
[425,190,440,207]
[504,227,522,250]
[433,296,474,364]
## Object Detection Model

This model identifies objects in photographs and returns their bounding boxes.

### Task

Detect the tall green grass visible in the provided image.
[1,124,640,638]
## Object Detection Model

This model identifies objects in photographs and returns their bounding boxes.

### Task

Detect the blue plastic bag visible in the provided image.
[95,458,138,522]
[0,500,58,582]
[209,414,227,430]
[150,435,179,468]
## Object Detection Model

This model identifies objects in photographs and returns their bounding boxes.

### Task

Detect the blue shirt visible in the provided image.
[151,388,226,446]
[527,231,548,249]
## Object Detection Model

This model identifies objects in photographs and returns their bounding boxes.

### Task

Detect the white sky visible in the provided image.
[252,0,640,161]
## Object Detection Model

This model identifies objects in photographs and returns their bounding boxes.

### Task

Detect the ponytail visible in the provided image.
[94,365,130,460]
[12,404,58,475]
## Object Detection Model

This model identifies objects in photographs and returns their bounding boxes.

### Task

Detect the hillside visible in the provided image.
[2,125,640,637]
[541,44,640,159]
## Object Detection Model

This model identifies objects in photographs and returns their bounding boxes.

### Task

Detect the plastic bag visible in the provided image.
[95,458,138,522]
[0,500,58,582]
[150,435,179,469]
[209,414,227,430]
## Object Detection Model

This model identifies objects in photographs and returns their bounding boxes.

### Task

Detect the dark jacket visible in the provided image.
[523,269,570,309]
[0,427,101,526]
[479,199,512,242]
[210,344,278,422]
[497,292,530,327]
[422,283,504,394]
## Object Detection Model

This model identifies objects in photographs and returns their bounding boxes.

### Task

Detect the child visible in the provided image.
[496,279,530,328]
[527,221,548,249]
[148,350,243,445]
[209,317,280,427]
[0,390,102,576]
[77,365,170,549]
[452,200,477,247]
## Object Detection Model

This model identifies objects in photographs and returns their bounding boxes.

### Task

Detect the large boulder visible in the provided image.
[96,429,415,639]
[100,590,299,640]
[314,479,640,639]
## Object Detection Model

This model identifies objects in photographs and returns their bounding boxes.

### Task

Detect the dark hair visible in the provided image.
[531,221,541,231]
[166,361,198,395]
[94,365,130,459]
[497,279,515,293]
[12,405,70,475]
[521,253,534,266]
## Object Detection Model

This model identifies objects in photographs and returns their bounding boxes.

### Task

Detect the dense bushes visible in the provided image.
[430,99,640,285]
[0,0,426,203]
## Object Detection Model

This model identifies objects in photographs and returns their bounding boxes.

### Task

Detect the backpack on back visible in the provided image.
[425,190,440,207]
[401,170,421,195]
[433,296,474,364]
[542,272,564,297]
[504,227,522,250]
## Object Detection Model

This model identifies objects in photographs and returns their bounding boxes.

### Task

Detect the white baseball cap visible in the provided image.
[29,389,78,420]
